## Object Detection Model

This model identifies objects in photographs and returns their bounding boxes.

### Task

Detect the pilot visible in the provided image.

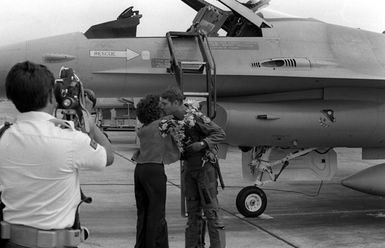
[159,87,226,248]
[0,61,114,248]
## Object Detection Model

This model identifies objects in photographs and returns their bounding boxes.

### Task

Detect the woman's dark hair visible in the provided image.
[136,94,162,125]
[5,61,55,112]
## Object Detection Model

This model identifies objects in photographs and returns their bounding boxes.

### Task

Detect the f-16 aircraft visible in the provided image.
[0,0,384,217]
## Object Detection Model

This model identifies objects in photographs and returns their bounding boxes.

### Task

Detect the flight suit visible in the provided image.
[182,114,226,248]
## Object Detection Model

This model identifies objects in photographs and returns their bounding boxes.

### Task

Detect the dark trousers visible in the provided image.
[184,161,226,248]
[134,163,169,248]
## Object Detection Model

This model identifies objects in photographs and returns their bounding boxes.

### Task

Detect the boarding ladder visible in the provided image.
[166,31,217,119]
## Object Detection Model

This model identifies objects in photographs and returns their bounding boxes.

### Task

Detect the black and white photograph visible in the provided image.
[0,0,385,247]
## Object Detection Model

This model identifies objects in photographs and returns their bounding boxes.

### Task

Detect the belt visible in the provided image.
[1,221,86,248]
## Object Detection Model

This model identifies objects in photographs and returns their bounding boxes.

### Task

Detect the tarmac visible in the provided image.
[78,131,385,248]
[2,101,385,247]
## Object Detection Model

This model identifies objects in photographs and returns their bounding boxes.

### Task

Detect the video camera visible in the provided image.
[54,67,90,132]
[54,67,84,110]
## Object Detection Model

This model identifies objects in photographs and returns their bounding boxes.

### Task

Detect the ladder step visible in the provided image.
[181,61,206,71]
[167,31,197,37]
[184,92,210,97]
[181,61,206,65]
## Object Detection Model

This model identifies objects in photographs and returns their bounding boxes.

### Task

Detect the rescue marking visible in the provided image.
[90,49,139,61]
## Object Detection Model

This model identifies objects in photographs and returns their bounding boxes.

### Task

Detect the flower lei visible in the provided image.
[159,100,211,153]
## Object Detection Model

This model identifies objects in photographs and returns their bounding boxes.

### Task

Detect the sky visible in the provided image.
[0,0,384,46]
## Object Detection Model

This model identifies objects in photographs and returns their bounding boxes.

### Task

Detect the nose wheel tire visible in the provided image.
[236,186,267,218]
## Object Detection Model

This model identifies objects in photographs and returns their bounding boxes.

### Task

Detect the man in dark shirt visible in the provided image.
[160,87,226,248]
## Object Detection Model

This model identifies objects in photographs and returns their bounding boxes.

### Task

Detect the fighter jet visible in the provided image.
[0,0,384,217]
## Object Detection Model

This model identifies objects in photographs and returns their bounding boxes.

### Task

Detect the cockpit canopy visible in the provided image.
[84,6,142,39]
[83,0,302,39]
[183,0,274,37]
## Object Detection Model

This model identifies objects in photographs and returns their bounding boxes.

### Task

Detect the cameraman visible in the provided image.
[0,61,114,248]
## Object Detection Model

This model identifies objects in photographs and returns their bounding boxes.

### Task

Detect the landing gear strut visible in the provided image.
[236,147,318,217]
[236,186,267,217]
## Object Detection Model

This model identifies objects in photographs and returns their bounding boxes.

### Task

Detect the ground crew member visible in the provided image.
[160,87,226,248]
[0,61,114,248]
[133,94,180,248]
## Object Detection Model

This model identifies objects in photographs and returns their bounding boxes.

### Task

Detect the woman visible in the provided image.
[133,94,180,248]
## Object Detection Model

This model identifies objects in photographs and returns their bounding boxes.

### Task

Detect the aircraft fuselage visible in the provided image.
[0,17,384,149]
[0,18,384,99]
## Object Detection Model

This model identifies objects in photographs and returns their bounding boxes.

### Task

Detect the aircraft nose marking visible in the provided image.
[90,49,139,61]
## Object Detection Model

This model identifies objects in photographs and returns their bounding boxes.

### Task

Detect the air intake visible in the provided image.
[251,58,311,69]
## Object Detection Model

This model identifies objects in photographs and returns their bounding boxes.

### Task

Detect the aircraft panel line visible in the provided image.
[268,209,385,217]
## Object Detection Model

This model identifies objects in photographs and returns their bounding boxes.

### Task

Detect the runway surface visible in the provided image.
[2,101,385,247]
[77,132,385,248]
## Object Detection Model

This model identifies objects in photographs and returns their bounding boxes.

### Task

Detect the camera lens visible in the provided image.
[63,98,73,108]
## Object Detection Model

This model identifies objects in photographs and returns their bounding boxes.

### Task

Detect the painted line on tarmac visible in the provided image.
[114,151,136,164]
[269,208,385,217]
[230,213,274,220]
[221,208,298,248]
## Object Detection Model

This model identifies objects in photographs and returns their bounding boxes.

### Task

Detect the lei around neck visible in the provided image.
[159,100,211,153]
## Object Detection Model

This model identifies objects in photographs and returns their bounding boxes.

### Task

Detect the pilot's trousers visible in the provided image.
[184,161,226,248]
[134,163,169,248]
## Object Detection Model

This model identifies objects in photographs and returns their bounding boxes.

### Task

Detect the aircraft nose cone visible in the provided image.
[341,163,385,196]
[0,42,27,97]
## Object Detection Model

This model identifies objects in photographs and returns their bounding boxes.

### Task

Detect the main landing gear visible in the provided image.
[236,186,267,217]
[236,147,317,217]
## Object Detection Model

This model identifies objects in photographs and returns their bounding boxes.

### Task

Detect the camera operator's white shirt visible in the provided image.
[0,111,107,230]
